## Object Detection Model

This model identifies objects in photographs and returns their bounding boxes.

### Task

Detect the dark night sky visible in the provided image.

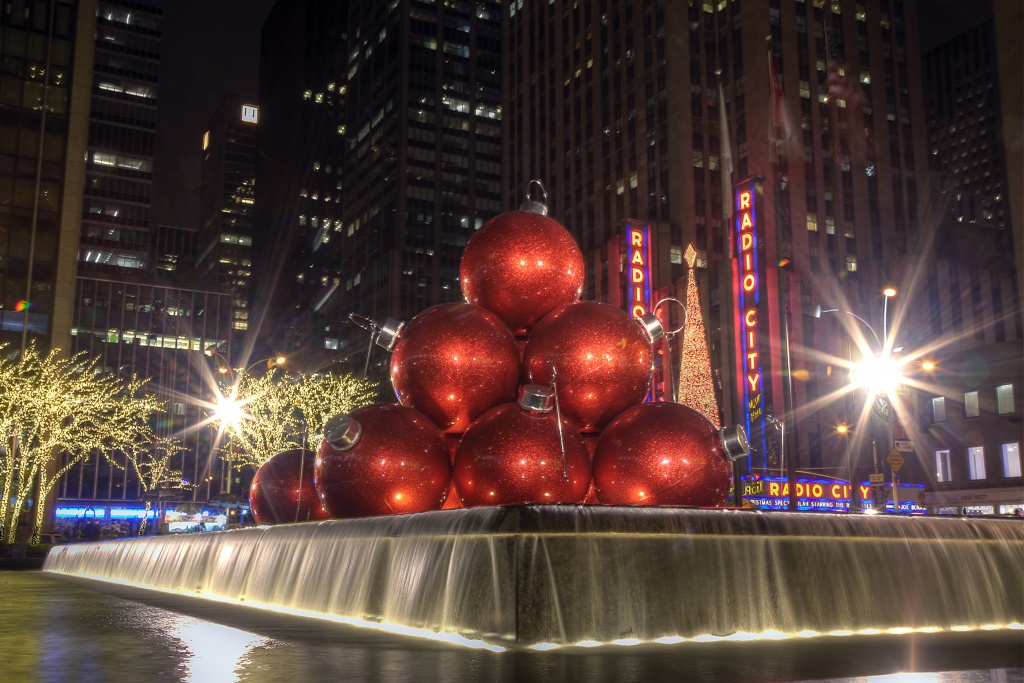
[153,0,277,231]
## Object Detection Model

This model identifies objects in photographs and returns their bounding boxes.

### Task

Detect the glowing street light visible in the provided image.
[848,353,903,398]
[213,395,245,431]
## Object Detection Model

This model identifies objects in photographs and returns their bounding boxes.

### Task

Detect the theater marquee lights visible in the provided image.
[626,222,651,319]
[733,179,767,465]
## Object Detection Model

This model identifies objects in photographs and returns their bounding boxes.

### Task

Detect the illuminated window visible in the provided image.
[202,130,209,150]
[935,450,951,482]
[964,390,980,418]
[241,104,259,123]
[967,446,986,480]
[806,213,818,231]
[996,384,1014,414]
[825,217,836,234]
[845,255,857,272]
[670,246,683,265]
[1002,443,1021,478]
[324,338,339,350]
[931,396,946,422]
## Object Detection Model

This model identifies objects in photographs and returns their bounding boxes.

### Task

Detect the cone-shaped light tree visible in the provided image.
[678,244,721,428]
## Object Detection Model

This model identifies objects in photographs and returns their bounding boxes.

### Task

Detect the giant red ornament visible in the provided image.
[522,301,661,432]
[381,302,520,434]
[249,449,330,525]
[592,402,748,507]
[454,385,590,507]
[315,405,452,518]
[460,184,584,336]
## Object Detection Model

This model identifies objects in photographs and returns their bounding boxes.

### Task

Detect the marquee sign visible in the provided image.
[733,179,767,465]
[741,477,927,513]
[626,222,652,319]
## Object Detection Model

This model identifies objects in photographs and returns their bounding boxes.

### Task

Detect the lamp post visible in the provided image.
[818,287,899,512]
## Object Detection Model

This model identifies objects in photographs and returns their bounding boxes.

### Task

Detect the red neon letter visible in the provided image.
[630,230,644,247]
[741,232,753,251]
[739,191,751,210]
[632,267,644,283]
[741,212,753,229]
[744,309,757,327]
[631,250,645,265]
[746,350,758,370]
[632,304,647,317]
[747,373,760,391]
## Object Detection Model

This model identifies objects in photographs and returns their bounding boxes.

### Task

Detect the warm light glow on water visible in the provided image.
[172,616,270,682]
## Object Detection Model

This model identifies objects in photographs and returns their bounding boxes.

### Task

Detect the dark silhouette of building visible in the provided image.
[254,0,503,377]
[196,93,258,352]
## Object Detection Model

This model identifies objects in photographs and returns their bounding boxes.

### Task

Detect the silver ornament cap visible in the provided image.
[519,179,550,216]
[374,318,404,351]
[323,414,362,451]
[519,384,555,413]
[719,424,750,462]
[637,312,665,344]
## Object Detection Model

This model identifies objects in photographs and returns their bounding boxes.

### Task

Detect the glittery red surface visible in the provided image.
[453,403,591,507]
[314,404,452,518]
[249,449,330,525]
[592,402,732,507]
[523,301,653,431]
[460,210,584,335]
[390,303,521,434]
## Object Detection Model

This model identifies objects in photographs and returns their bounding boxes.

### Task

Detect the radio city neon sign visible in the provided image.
[735,182,763,425]
[627,223,651,319]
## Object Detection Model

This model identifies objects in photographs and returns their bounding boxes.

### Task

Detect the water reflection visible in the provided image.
[170,616,271,682]
[0,573,1019,683]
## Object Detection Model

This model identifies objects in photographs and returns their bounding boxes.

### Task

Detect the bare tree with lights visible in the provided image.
[0,343,163,543]
[111,433,186,536]
[215,369,377,470]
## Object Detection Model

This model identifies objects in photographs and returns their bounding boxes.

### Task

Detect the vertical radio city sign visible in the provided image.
[733,179,767,462]
[626,222,652,319]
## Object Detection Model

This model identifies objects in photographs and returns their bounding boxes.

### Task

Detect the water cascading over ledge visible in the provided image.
[43,506,1024,650]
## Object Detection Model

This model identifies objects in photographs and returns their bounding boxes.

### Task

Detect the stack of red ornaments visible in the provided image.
[249,183,747,525]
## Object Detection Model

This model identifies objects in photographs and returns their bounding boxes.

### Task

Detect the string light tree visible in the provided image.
[678,243,721,428]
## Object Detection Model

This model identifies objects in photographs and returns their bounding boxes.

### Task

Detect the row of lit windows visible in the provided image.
[931,384,1015,422]
[934,443,1020,483]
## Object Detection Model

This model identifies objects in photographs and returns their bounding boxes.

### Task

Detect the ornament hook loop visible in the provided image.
[653,297,686,338]
[520,179,550,216]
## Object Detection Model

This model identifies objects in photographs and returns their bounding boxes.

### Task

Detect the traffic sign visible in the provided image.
[894,439,914,453]
[869,473,885,485]
[887,447,905,473]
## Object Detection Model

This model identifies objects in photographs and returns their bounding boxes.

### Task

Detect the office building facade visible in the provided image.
[197,93,258,346]
[0,0,95,353]
[505,0,1001,501]
[255,0,503,376]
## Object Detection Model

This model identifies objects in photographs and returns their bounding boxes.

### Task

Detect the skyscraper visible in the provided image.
[255,0,503,376]
[60,1,242,521]
[196,93,258,350]
[506,0,939,490]
[0,0,95,353]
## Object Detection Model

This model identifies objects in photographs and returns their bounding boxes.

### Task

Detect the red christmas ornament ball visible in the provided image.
[315,404,452,518]
[249,449,330,525]
[460,209,584,335]
[522,301,654,432]
[453,395,591,507]
[592,402,733,506]
[391,303,520,434]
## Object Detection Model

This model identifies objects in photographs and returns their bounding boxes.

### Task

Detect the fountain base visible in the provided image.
[44,506,1024,650]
